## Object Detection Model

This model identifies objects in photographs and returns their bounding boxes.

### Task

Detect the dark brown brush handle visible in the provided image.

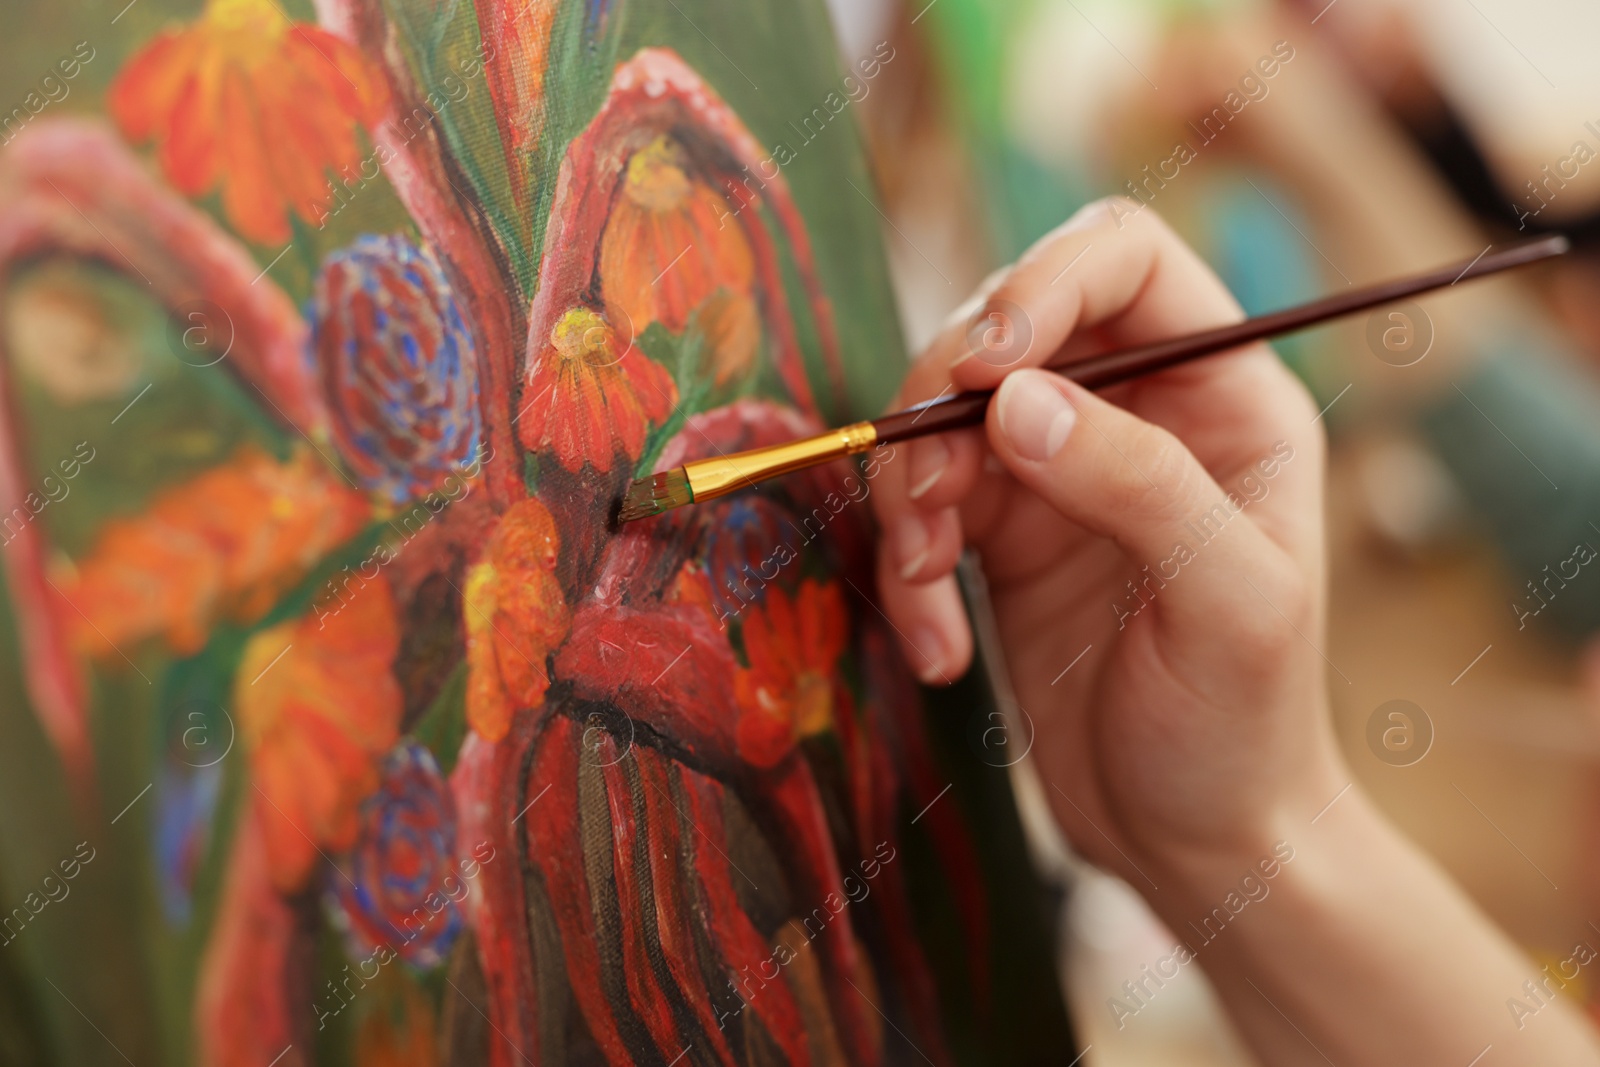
[872,234,1569,445]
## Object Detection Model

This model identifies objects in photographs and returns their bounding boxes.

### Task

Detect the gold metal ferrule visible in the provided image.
[681,420,878,503]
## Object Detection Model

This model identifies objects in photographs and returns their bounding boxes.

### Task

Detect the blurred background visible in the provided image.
[825,0,1600,1061]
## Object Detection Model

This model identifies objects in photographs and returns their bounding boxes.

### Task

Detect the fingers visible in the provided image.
[889,503,964,585]
[938,196,1324,571]
[949,199,1245,393]
[889,266,1018,517]
[904,427,985,510]
[867,433,973,684]
[893,197,1250,524]
[873,198,1319,681]
[875,539,975,685]
[1126,342,1325,577]
[986,369,1299,629]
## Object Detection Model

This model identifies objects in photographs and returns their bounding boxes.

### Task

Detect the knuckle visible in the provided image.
[1102,425,1193,520]
[1230,630,1298,693]
[1100,459,1155,517]
[1234,606,1295,665]
[1096,194,1164,234]
[1270,570,1315,632]
[1034,196,1139,254]
[1236,566,1312,661]
[1101,194,1146,221]
[1084,194,1137,223]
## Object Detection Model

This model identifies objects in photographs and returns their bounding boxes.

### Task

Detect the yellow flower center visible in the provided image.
[623,135,693,213]
[793,671,832,738]
[550,308,617,368]
[204,0,288,38]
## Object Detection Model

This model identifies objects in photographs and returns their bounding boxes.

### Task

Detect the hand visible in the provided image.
[873,200,1346,892]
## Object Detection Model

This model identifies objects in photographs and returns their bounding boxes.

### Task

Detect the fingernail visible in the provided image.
[910,625,947,684]
[907,436,951,500]
[997,373,1077,462]
[896,515,930,580]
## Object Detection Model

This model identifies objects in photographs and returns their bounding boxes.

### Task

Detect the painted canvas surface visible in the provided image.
[0,0,1071,1063]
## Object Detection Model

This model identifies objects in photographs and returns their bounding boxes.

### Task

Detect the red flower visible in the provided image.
[516,307,675,473]
[734,579,848,768]
[519,47,852,475]
[463,498,571,741]
[109,0,389,244]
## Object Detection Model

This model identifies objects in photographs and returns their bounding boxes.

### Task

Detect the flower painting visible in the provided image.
[0,0,1072,1064]
[109,0,391,245]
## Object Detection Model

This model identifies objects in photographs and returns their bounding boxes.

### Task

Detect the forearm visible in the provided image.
[1151,784,1600,1066]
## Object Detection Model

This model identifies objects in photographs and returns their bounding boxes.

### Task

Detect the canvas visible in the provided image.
[0,0,1072,1063]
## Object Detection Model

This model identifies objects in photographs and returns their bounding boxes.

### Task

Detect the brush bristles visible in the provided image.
[618,468,693,523]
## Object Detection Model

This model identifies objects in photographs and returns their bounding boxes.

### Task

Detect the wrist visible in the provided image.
[1129,765,1600,1063]
[1144,746,1356,920]
[1137,778,1400,1012]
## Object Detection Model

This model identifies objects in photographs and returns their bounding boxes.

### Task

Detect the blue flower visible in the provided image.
[308,235,482,505]
[327,742,466,968]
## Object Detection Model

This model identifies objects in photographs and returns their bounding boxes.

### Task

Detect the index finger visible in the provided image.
[946,197,1247,393]
[909,197,1324,565]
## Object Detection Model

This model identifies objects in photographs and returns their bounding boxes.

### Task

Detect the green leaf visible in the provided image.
[379,0,534,291]
[527,0,626,265]
[411,662,468,776]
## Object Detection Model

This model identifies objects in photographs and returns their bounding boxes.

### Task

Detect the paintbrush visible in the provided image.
[620,234,1569,523]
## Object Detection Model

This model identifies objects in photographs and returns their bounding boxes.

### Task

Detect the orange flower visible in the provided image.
[517,306,676,473]
[237,574,402,892]
[61,447,370,659]
[598,134,759,380]
[694,289,760,387]
[109,0,389,244]
[733,580,848,768]
[463,498,571,741]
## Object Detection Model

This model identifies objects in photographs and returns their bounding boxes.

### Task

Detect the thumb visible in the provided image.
[985,369,1291,627]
